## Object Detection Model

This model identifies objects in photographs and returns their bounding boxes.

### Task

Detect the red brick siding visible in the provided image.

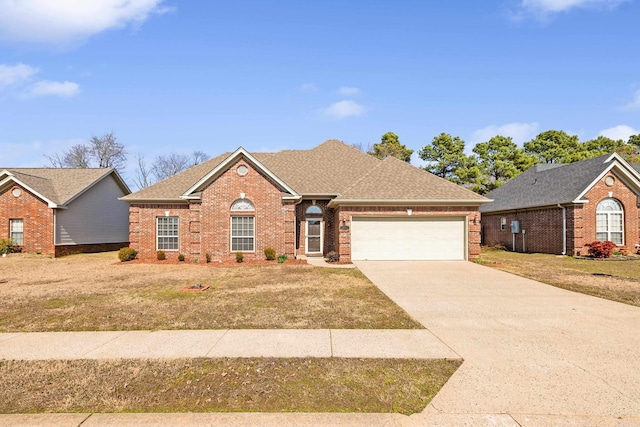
[0,185,54,255]
[335,205,482,263]
[55,242,129,257]
[481,171,640,255]
[295,200,335,256]
[128,159,296,262]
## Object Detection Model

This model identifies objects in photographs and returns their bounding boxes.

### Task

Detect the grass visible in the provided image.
[0,358,461,415]
[479,248,640,306]
[0,252,422,332]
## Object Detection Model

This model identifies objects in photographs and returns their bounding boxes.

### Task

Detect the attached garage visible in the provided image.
[350,217,466,261]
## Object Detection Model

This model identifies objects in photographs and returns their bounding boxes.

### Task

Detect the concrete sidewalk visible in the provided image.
[0,328,457,360]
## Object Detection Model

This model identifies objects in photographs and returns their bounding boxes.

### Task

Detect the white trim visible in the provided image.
[182,147,300,199]
[156,216,179,251]
[573,156,640,203]
[0,172,58,208]
[596,198,625,246]
[305,219,323,254]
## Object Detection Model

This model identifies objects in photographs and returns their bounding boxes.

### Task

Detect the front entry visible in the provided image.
[306,220,323,254]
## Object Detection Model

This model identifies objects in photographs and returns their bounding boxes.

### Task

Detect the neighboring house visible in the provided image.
[480,153,640,256]
[0,168,131,257]
[121,140,489,262]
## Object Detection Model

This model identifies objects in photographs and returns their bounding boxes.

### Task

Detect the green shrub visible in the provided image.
[326,251,340,263]
[157,250,166,261]
[118,247,138,262]
[277,254,288,263]
[205,253,211,263]
[0,239,18,255]
[264,247,276,261]
[236,252,244,263]
[178,253,185,262]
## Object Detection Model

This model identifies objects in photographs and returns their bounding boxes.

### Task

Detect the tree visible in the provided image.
[472,136,536,194]
[523,130,580,163]
[628,134,640,149]
[141,151,211,184]
[368,132,414,162]
[132,154,153,189]
[419,133,470,181]
[45,132,126,173]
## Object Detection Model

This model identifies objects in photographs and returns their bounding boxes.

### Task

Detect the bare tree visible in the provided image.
[45,132,127,174]
[191,150,209,166]
[151,151,210,182]
[132,154,153,189]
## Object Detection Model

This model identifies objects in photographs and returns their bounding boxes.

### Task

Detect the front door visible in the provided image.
[306,220,323,254]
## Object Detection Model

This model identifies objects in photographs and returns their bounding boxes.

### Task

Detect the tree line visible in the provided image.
[364,130,640,194]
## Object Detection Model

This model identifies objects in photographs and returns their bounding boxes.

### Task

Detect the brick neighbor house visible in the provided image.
[0,168,131,257]
[480,153,640,256]
[120,140,490,262]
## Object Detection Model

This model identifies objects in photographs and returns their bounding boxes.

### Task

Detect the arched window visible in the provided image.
[230,199,254,251]
[305,205,322,216]
[231,199,254,211]
[596,198,623,245]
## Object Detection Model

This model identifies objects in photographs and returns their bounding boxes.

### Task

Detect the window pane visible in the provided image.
[611,232,623,245]
[157,217,178,250]
[596,214,608,232]
[9,219,23,245]
[231,216,254,251]
[596,232,608,241]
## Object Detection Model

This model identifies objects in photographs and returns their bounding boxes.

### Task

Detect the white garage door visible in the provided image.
[351,217,466,261]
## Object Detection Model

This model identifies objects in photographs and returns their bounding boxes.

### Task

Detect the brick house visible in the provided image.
[0,168,131,257]
[121,140,489,262]
[480,153,640,256]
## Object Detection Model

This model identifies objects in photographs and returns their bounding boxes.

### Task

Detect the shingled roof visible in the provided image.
[480,153,640,213]
[122,139,489,204]
[0,168,129,207]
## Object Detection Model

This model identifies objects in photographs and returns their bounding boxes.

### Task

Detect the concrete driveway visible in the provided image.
[355,261,640,426]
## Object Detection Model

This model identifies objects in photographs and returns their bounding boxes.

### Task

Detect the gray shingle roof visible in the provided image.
[480,154,625,213]
[0,168,128,206]
[122,139,490,204]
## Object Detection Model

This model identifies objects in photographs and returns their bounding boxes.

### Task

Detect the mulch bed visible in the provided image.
[118,258,308,267]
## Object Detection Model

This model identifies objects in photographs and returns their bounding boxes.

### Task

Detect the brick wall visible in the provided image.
[129,159,296,262]
[55,242,128,257]
[0,185,55,255]
[334,205,482,263]
[481,171,640,255]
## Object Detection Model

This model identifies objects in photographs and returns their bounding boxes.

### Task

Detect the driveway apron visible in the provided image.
[355,261,640,419]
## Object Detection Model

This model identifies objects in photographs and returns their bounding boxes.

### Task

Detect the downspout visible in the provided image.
[293,198,303,259]
[557,204,566,255]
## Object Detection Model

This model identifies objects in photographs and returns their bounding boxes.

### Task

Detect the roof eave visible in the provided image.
[328,198,491,208]
[0,174,59,208]
[118,197,189,204]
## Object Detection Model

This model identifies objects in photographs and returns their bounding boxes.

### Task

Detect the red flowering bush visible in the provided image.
[585,241,616,259]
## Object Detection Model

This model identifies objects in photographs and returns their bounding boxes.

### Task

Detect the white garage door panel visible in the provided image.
[351,217,465,261]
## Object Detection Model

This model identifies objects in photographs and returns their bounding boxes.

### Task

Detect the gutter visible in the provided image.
[557,204,567,255]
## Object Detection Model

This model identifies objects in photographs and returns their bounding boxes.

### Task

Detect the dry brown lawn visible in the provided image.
[0,358,461,415]
[0,252,422,332]
[477,248,640,306]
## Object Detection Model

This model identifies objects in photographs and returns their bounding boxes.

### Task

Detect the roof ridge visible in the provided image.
[336,156,384,196]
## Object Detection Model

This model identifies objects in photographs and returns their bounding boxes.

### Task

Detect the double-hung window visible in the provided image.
[9,219,23,245]
[230,199,255,252]
[157,217,179,250]
[596,198,623,245]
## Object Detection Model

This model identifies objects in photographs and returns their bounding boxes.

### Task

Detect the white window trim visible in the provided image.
[305,219,323,254]
[9,219,23,245]
[156,216,179,251]
[230,215,255,253]
[596,199,624,245]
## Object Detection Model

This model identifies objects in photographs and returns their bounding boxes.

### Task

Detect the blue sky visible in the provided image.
[1,0,639,186]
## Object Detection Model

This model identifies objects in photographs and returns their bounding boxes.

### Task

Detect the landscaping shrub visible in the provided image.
[178,253,185,262]
[0,239,18,255]
[277,254,288,263]
[264,247,276,261]
[586,241,616,259]
[235,252,244,263]
[118,247,138,262]
[326,251,340,263]
[157,250,166,261]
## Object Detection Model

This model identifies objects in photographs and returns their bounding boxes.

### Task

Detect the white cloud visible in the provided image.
[0,0,171,47]
[323,100,364,119]
[0,63,38,89]
[470,122,540,145]
[621,90,640,111]
[25,80,80,98]
[598,125,639,141]
[337,86,361,96]
[512,0,628,20]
